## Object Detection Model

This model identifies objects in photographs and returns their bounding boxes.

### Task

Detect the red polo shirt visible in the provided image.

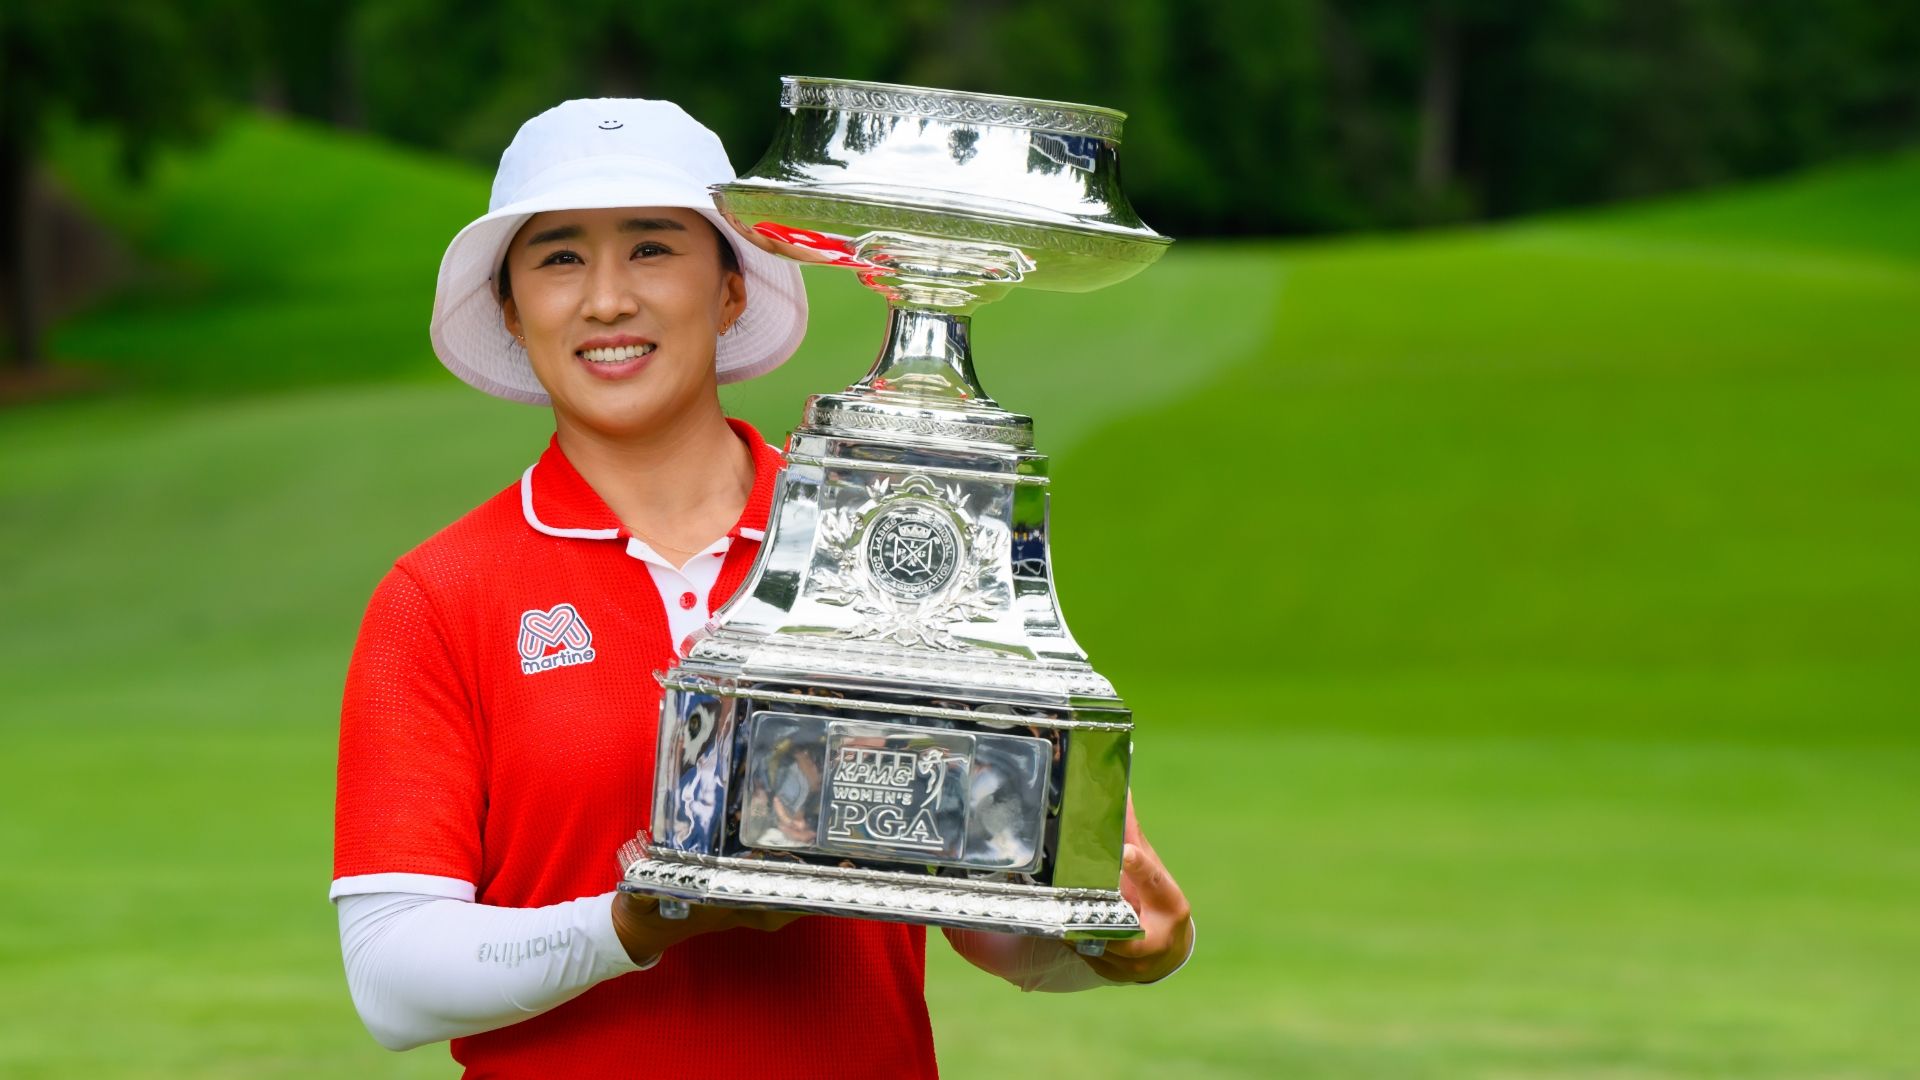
[334,418,937,1078]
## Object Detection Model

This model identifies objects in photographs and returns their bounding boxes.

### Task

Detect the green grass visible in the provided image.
[3,117,1916,1077]
[45,118,484,393]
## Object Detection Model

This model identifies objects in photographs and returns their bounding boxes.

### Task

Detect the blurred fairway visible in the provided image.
[2,116,1916,1078]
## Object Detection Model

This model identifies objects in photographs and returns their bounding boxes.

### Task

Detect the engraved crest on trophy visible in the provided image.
[618,77,1170,952]
[810,474,1002,649]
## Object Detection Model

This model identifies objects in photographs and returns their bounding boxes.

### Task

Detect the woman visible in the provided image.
[333,97,1193,1078]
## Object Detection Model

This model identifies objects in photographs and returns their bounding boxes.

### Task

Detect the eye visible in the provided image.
[632,241,673,259]
[537,250,583,267]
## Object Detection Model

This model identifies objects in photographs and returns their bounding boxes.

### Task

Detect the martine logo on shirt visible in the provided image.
[518,603,596,674]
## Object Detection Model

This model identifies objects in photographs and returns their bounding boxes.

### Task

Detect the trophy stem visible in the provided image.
[848,307,996,408]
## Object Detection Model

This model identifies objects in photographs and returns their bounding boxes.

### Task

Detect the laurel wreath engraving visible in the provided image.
[810,476,1001,651]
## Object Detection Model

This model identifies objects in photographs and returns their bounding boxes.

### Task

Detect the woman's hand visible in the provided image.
[610,893,804,965]
[1080,793,1194,984]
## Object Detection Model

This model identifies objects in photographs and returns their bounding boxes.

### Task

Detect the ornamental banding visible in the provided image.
[778,80,1126,142]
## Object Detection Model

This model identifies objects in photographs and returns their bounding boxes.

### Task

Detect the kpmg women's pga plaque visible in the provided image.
[619,77,1170,953]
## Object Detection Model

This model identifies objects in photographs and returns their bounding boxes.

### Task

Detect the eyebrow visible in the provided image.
[620,217,689,234]
[523,217,688,246]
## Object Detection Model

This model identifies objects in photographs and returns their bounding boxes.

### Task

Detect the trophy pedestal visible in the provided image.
[622,420,1139,943]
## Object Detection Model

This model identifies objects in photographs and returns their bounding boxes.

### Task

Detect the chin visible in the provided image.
[557,382,707,439]
[533,346,720,435]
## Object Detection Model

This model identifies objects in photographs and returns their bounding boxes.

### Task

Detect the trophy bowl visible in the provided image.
[619,77,1170,952]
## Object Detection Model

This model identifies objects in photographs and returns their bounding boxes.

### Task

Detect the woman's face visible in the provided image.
[499,206,746,439]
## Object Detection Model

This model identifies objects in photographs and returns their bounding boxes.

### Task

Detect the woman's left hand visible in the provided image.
[1079,793,1194,984]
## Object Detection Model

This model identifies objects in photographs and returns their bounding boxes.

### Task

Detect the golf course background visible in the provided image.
[1,116,1915,1077]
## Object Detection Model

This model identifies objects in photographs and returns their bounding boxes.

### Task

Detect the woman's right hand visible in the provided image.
[610,892,804,965]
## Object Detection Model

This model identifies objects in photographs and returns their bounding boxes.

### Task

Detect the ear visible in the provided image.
[719,268,747,330]
[501,297,523,342]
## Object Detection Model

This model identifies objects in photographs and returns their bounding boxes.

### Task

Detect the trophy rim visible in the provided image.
[714,183,1172,251]
[779,75,1130,142]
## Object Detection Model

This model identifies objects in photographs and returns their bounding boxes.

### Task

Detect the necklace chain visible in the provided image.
[609,437,756,560]
[625,518,718,558]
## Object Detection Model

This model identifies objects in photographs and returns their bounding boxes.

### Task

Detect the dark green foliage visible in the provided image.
[0,0,254,366]
[301,1,1920,236]
[12,1,1920,243]
[1453,0,1920,219]
[0,0,252,176]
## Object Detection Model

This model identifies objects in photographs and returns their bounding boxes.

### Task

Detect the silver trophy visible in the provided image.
[619,77,1169,953]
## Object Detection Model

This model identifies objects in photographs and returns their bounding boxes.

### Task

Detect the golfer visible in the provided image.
[332,97,1194,1077]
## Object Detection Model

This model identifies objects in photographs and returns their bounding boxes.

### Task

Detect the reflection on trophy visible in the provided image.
[619,77,1170,952]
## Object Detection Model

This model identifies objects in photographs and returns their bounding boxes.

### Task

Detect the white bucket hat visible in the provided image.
[429,98,808,405]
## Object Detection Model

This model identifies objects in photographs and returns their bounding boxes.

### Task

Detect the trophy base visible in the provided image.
[619,847,1142,942]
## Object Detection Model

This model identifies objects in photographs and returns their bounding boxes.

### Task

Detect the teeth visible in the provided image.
[578,343,656,364]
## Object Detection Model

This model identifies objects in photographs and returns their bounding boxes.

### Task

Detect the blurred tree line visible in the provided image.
[275,0,1920,233]
[2,0,249,372]
[4,0,1918,371]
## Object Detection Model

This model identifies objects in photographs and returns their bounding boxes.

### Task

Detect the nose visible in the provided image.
[581,257,641,324]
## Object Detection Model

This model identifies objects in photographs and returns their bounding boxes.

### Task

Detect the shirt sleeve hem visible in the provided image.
[330,872,476,902]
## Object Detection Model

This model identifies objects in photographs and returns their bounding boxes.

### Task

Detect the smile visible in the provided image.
[577,343,657,364]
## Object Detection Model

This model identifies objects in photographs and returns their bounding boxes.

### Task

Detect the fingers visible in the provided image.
[734,908,806,932]
[1082,923,1175,978]
[1123,791,1165,867]
[690,903,803,934]
[1116,844,1143,913]
[1107,850,1177,960]
[1084,913,1194,984]
[1123,842,1186,910]
[618,893,805,951]
[1082,897,1194,983]
[1083,830,1193,983]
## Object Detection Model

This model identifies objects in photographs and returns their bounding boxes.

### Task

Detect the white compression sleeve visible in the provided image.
[336,890,645,1051]
[943,919,1196,993]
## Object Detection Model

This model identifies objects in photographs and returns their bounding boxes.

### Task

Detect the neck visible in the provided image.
[553,395,756,558]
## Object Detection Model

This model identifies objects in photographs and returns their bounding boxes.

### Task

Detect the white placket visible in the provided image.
[624,535,734,657]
